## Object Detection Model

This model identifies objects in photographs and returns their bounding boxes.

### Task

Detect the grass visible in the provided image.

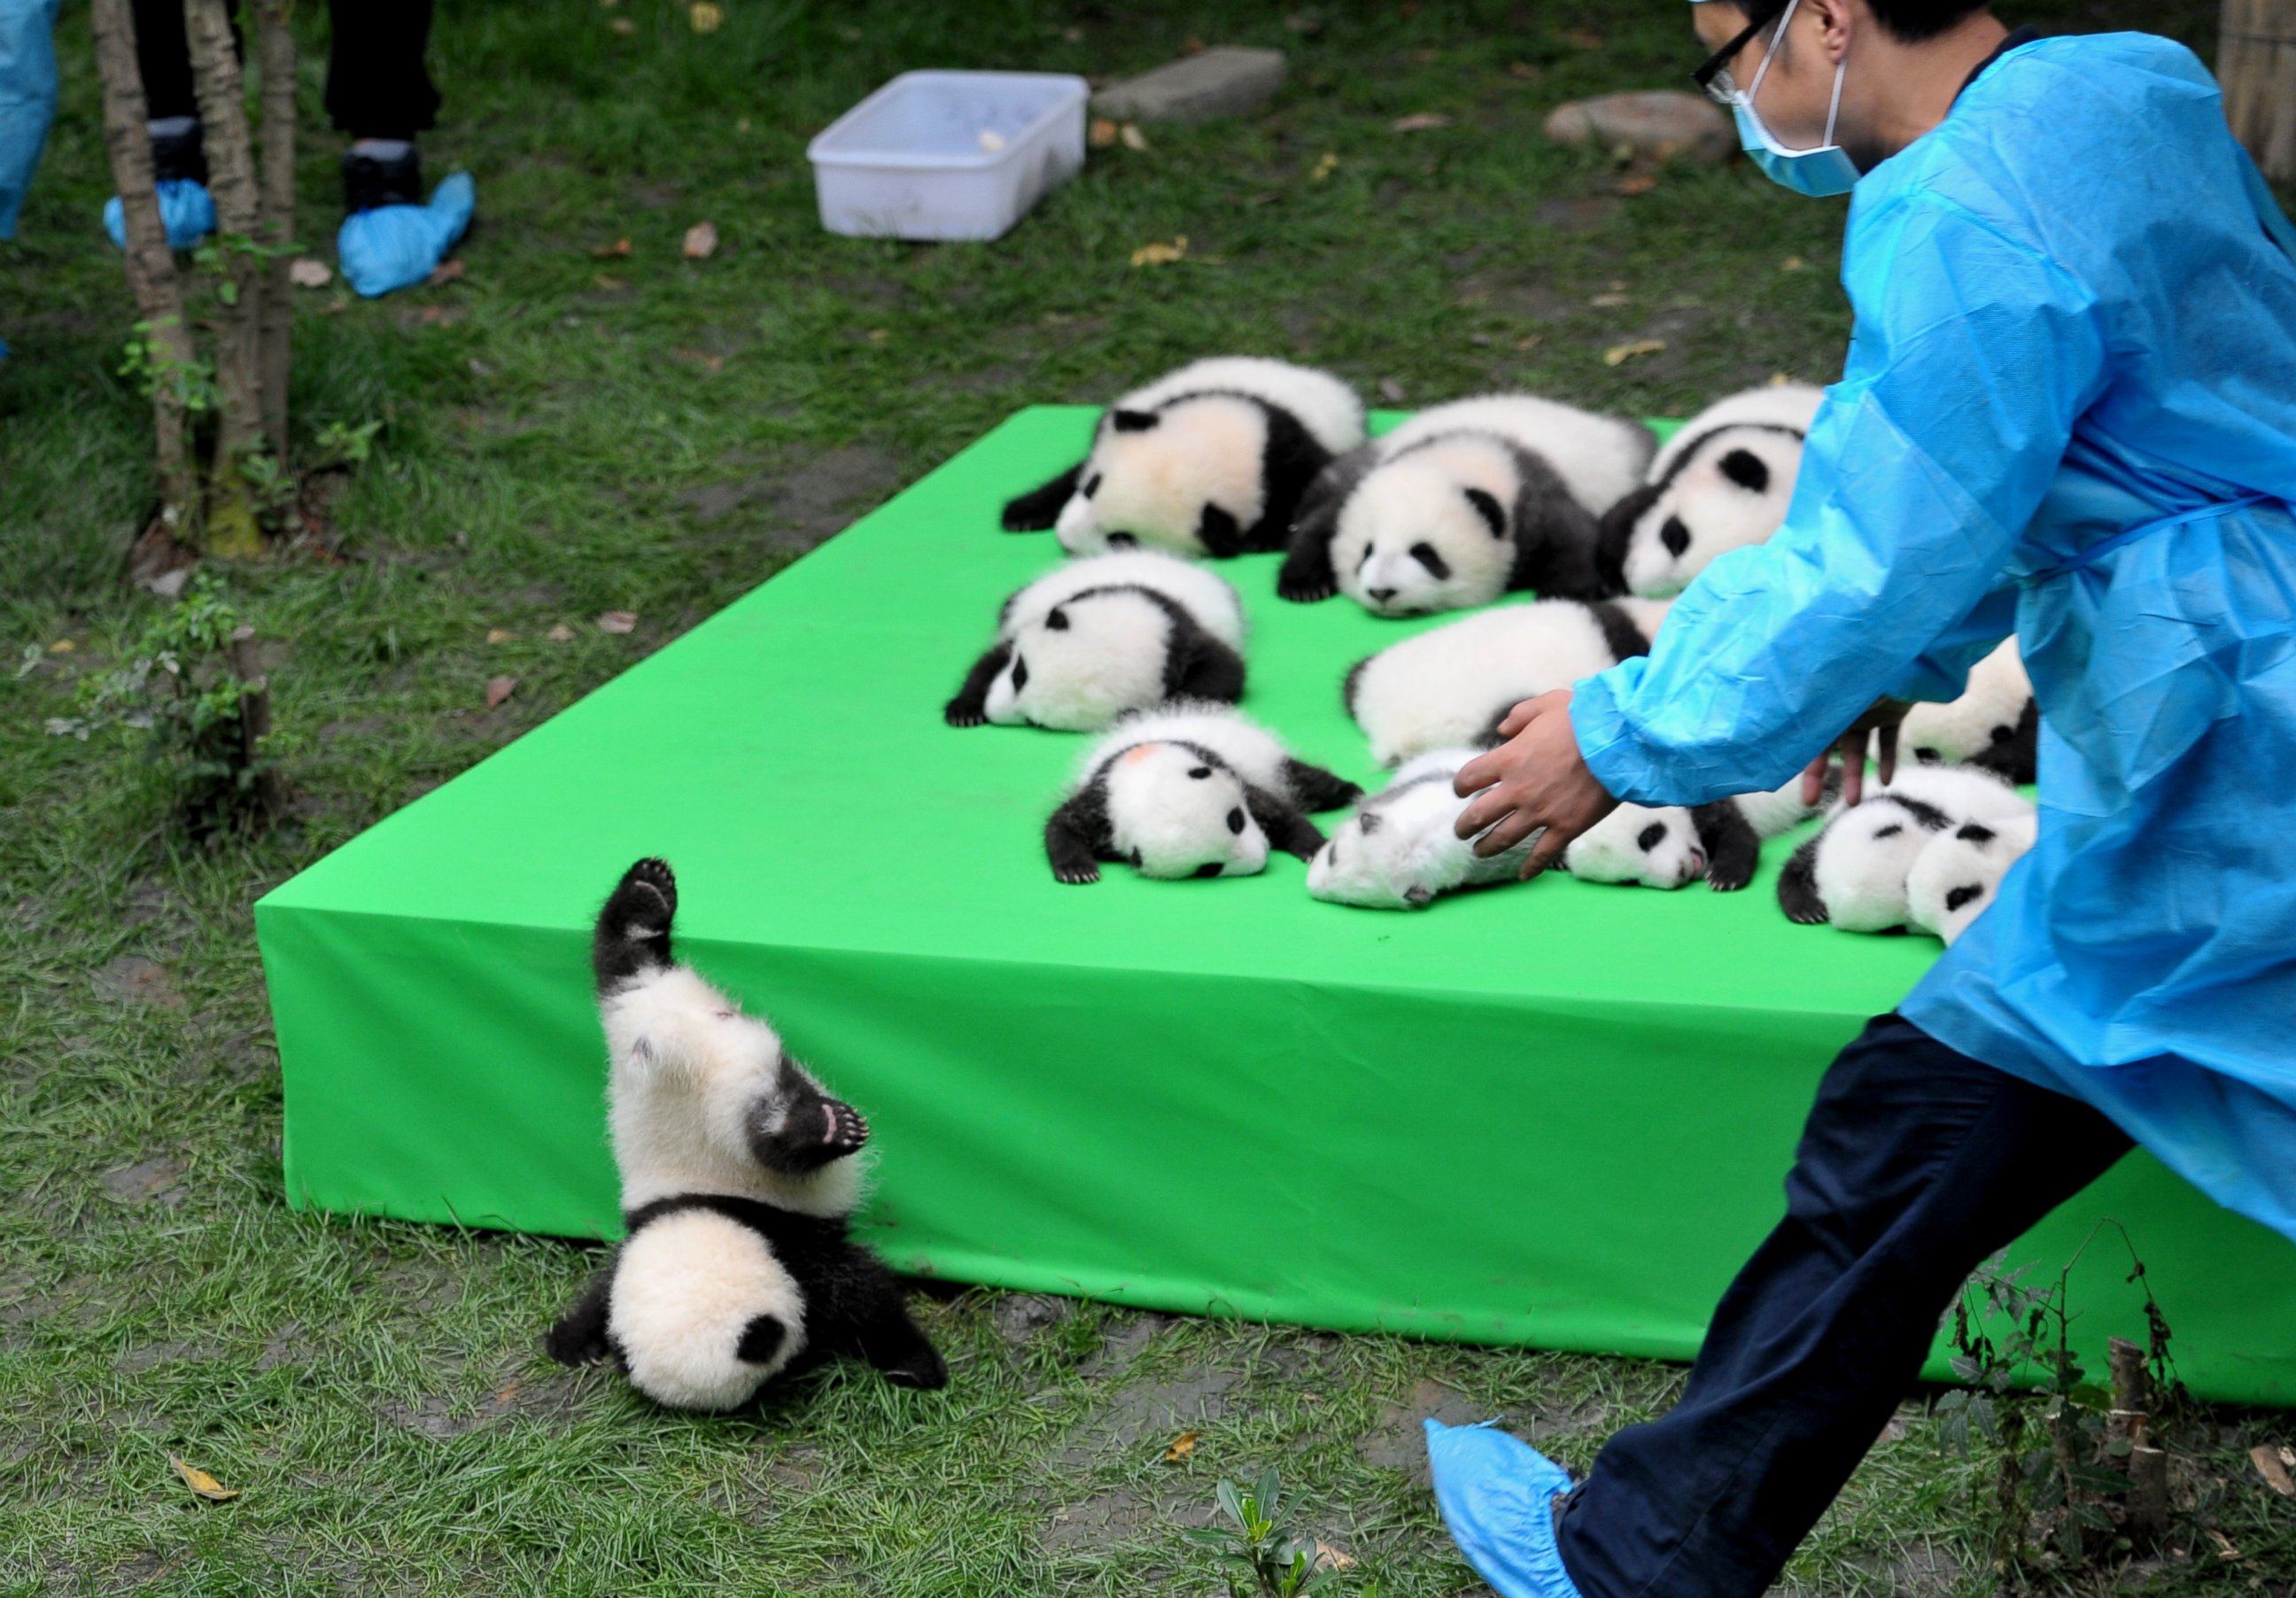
[2,0,2291,1593]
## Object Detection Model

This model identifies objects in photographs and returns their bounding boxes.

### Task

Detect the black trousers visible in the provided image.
[1555,1013,2133,1598]
[133,0,439,139]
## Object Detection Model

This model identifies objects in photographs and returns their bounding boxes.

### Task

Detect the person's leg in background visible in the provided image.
[104,0,221,249]
[1427,1013,2134,1598]
[328,0,472,297]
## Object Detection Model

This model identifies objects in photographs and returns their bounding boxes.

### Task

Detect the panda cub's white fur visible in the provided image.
[1906,811,2039,944]
[1000,358,1366,559]
[1342,597,1672,768]
[1779,764,2036,932]
[1045,704,1361,883]
[547,861,945,1412]
[944,551,1248,732]
[1307,749,1533,909]
[1278,395,1656,616]
[1600,383,1824,599]
[1899,638,2038,784]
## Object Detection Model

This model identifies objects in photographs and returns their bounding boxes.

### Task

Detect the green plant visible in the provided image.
[119,317,221,416]
[43,573,281,836]
[1935,1223,2180,1576]
[312,417,384,470]
[1187,1469,1333,1598]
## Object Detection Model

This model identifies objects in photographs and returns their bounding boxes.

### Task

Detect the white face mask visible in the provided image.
[1732,0,1862,198]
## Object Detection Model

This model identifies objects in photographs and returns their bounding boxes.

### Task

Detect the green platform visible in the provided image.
[257,407,2296,1405]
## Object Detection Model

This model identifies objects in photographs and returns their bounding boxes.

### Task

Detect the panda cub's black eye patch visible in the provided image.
[1718,448,1772,493]
[1009,656,1028,692]
[1226,807,1245,835]
[1945,884,1984,912]
[1637,822,1668,851]
[1105,531,1138,547]
[1358,811,1383,835]
[1188,765,1213,780]
[1660,516,1692,558]
[1081,472,1103,498]
[1409,542,1453,579]
[1045,607,1069,630]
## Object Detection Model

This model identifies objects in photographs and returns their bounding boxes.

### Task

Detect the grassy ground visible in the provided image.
[4,1,2291,1593]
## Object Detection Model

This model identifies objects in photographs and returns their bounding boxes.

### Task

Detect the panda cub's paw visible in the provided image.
[593,857,678,991]
[820,1098,870,1160]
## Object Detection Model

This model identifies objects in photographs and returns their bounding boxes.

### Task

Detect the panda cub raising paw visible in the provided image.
[1277,394,1655,616]
[1044,704,1361,884]
[545,858,947,1411]
[945,551,1248,732]
[1000,358,1367,558]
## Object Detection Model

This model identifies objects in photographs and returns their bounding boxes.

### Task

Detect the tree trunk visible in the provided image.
[183,0,266,559]
[255,0,295,460]
[89,0,200,552]
[228,624,285,818]
[2222,0,2296,182]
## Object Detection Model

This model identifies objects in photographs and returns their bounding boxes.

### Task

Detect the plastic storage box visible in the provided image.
[807,71,1090,242]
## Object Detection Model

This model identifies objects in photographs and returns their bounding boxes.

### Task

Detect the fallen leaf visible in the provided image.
[485,675,518,709]
[1603,338,1667,367]
[1062,23,1083,41]
[1377,377,1406,403]
[609,15,633,32]
[1301,1390,1324,1403]
[493,1380,524,1408]
[2282,1445,2295,1468]
[1770,370,1798,385]
[1780,254,1807,272]
[1129,236,1189,268]
[1589,291,1632,307]
[288,257,332,289]
[683,220,719,260]
[1566,28,1604,49]
[1515,334,1543,351]
[1183,34,1205,53]
[674,347,725,373]
[1089,118,1118,149]
[320,295,349,314]
[1390,112,1453,133]
[1283,11,1323,35]
[865,328,889,345]
[2252,1444,2296,1498]
[689,2,722,31]
[1162,1431,1199,1462]
[1310,151,1338,182]
[425,258,466,287]
[593,274,628,291]
[547,624,575,642]
[1615,174,1658,196]
[485,628,514,645]
[596,610,638,634]
[734,117,751,133]
[599,0,617,6]
[46,639,74,654]
[1506,60,1540,80]
[1314,1541,1357,1571]
[2207,1527,2241,1561]
[1120,122,1150,151]
[170,1457,239,1502]
[591,237,633,258]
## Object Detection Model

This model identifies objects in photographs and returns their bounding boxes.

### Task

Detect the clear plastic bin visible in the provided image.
[806,71,1090,243]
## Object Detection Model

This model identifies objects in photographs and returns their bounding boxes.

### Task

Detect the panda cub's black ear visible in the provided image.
[1109,408,1160,432]
[1718,447,1771,493]
[1463,486,1507,538]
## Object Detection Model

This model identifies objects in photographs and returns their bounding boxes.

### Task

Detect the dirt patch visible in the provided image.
[1083,1310,1175,1377]
[1536,195,1624,234]
[1042,1486,1217,1552]
[1356,1377,1497,1486]
[100,1156,186,1206]
[95,956,182,1010]
[679,444,904,554]
[1058,1369,1237,1469]
[115,1339,204,1376]
[257,1321,308,1371]
[1454,273,1571,323]
[991,1293,1073,1346]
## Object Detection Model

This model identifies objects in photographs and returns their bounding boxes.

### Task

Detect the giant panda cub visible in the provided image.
[945,551,1247,732]
[1342,597,1673,768]
[546,859,946,1411]
[1001,358,1367,558]
[1899,638,2039,785]
[1777,764,2035,931]
[1043,704,1361,884]
[1906,811,2039,944]
[1277,395,1656,615]
[1598,383,1824,598]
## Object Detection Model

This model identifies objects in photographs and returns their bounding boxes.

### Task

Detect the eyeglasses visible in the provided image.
[1691,2,1788,105]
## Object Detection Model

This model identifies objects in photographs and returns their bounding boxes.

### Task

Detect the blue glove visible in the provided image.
[1424,1420,1588,1598]
[103,177,217,251]
[337,170,474,298]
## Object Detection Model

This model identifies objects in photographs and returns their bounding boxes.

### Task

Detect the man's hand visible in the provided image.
[1801,697,1912,807]
[1452,690,1620,880]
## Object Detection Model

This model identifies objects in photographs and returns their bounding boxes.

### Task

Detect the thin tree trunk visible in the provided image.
[89,0,199,549]
[2222,0,2296,182]
[184,0,266,558]
[255,0,295,460]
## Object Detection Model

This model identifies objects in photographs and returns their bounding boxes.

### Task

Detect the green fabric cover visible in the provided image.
[257,407,2296,1404]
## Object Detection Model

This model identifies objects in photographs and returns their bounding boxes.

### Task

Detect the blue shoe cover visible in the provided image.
[1425,1420,1589,1598]
[337,170,474,299]
[103,177,217,250]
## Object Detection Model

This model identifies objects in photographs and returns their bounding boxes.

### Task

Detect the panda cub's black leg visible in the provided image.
[1776,835,1831,924]
[839,1253,949,1391]
[1000,462,1084,532]
[1281,757,1364,813]
[944,642,1012,728]
[593,857,676,993]
[1690,801,1763,893]
[1245,784,1328,864]
[746,1067,871,1175]
[544,1264,617,1367]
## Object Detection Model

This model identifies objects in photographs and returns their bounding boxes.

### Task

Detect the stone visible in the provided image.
[1091,47,1286,123]
[1543,91,1735,165]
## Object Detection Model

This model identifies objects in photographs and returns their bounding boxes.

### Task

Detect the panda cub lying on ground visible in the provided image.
[1276,395,1654,616]
[945,551,1246,732]
[1897,638,2039,785]
[1044,704,1361,884]
[1000,357,1366,558]
[1597,383,1823,599]
[1777,765,2036,934]
[546,858,946,1411]
[1906,810,2039,944]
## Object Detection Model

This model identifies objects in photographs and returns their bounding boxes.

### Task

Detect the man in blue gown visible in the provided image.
[1424,3,2296,1594]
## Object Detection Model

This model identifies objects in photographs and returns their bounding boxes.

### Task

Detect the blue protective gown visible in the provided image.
[1571,33,2296,1246]
[0,0,60,240]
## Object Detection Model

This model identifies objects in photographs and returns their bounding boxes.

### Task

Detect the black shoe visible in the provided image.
[151,120,209,186]
[342,147,423,215]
